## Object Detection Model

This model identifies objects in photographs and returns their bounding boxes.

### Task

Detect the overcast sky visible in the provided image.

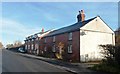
[1,2,118,46]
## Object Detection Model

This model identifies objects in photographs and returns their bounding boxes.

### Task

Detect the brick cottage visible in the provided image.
[24,12,115,62]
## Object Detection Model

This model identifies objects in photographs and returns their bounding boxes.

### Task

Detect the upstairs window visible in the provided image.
[36,37,39,40]
[32,39,34,41]
[68,45,72,53]
[44,38,46,43]
[69,32,72,40]
[25,41,27,43]
[53,36,56,42]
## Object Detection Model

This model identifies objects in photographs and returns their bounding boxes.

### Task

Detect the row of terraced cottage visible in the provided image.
[24,12,115,62]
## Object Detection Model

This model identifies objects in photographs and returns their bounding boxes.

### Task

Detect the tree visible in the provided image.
[0,42,3,48]
[6,44,13,48]
[100,44,120,66]
[55,42,65,60]
[13,40,22,47]
[116,34,120,45]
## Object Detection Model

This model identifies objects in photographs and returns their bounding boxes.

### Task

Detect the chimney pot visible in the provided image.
[81,10,85,22]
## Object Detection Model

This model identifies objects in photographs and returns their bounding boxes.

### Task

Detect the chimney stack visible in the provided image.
[77,10,85,22]
[81,10,85,22]
[77,11,81,22]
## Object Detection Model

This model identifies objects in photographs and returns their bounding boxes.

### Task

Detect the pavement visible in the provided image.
[16,51,98,73]
[2,49,71,73]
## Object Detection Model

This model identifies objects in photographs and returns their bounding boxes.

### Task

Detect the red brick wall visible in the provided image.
[72,31,80,62]
[43,31,80,62]
[25,30,80,62]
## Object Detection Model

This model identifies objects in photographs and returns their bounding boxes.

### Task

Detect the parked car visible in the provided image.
[18,47,26,53]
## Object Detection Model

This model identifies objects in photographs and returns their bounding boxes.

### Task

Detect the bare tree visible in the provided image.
[13,40,22,47]
[116,35,120,45]
[6,44,13,48]
[0,42,3,48]
[55,42,64,60]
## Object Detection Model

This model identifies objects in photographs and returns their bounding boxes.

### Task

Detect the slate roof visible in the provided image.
[45,16,97,37]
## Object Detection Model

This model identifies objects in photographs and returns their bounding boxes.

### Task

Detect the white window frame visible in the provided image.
[35,44,38,50]
[68,45,72,53]
[31,44,34,50]
[69,32,72,40]
[53,36,56,42]
[32,39,34,41]
[52,45,56,52]
[28,45,30,49]
[25,45,27,50]
[36,37,38,40]
[44,46,47,51]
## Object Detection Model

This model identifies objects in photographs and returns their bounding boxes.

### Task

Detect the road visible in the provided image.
[2,49,71,73]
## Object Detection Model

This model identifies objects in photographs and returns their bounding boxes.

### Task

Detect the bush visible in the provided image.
[100,45,120,67]
[90,44,120,73]
[91,63,119,73]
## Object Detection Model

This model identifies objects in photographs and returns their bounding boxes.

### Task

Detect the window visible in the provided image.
[44,38,46,43]
[25,45,27,50]
[28,45,30,49]
[36,37,38,40]
[44,46,47,51]
[32,39,34,41]
[25,41,27,43]
[29,40,31,42]
[53,36,56,42]
[68,45,72,53]
[35,44,38,50]
[31,44,34,50]
[69,32,72,40]
[52,45,56,52]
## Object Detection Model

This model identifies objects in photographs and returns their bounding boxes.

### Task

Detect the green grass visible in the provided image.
[89,63,120,73]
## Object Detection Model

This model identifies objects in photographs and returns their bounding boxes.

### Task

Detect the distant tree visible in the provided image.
[116,35,120,45]
[0,42,3,48]
[6,44,13,48]
[13,40,22,47]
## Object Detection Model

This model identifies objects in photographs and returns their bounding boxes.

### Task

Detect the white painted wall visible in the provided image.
[80,30,114,62]
[79,16,115,62]
[80,17,114,33]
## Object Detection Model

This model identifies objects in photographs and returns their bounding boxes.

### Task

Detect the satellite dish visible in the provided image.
[80,30,86,36]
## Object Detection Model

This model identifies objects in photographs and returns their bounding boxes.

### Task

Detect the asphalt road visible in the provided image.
[2,49,71,73]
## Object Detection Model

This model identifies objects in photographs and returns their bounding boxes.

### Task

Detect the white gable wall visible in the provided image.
[80,17,114,33]
[80,16,115,62]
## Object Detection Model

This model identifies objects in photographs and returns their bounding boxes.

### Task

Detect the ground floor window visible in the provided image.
[31,44,34,50]
[44,46,47,51]
[25,45,27,50]
[68,45,72,53]
[28,45,30,49]
[52,45,56,52]
[35,44,38,51]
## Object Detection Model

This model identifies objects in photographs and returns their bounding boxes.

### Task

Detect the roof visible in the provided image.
[45,16,97,37]
[25,30,51,40]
